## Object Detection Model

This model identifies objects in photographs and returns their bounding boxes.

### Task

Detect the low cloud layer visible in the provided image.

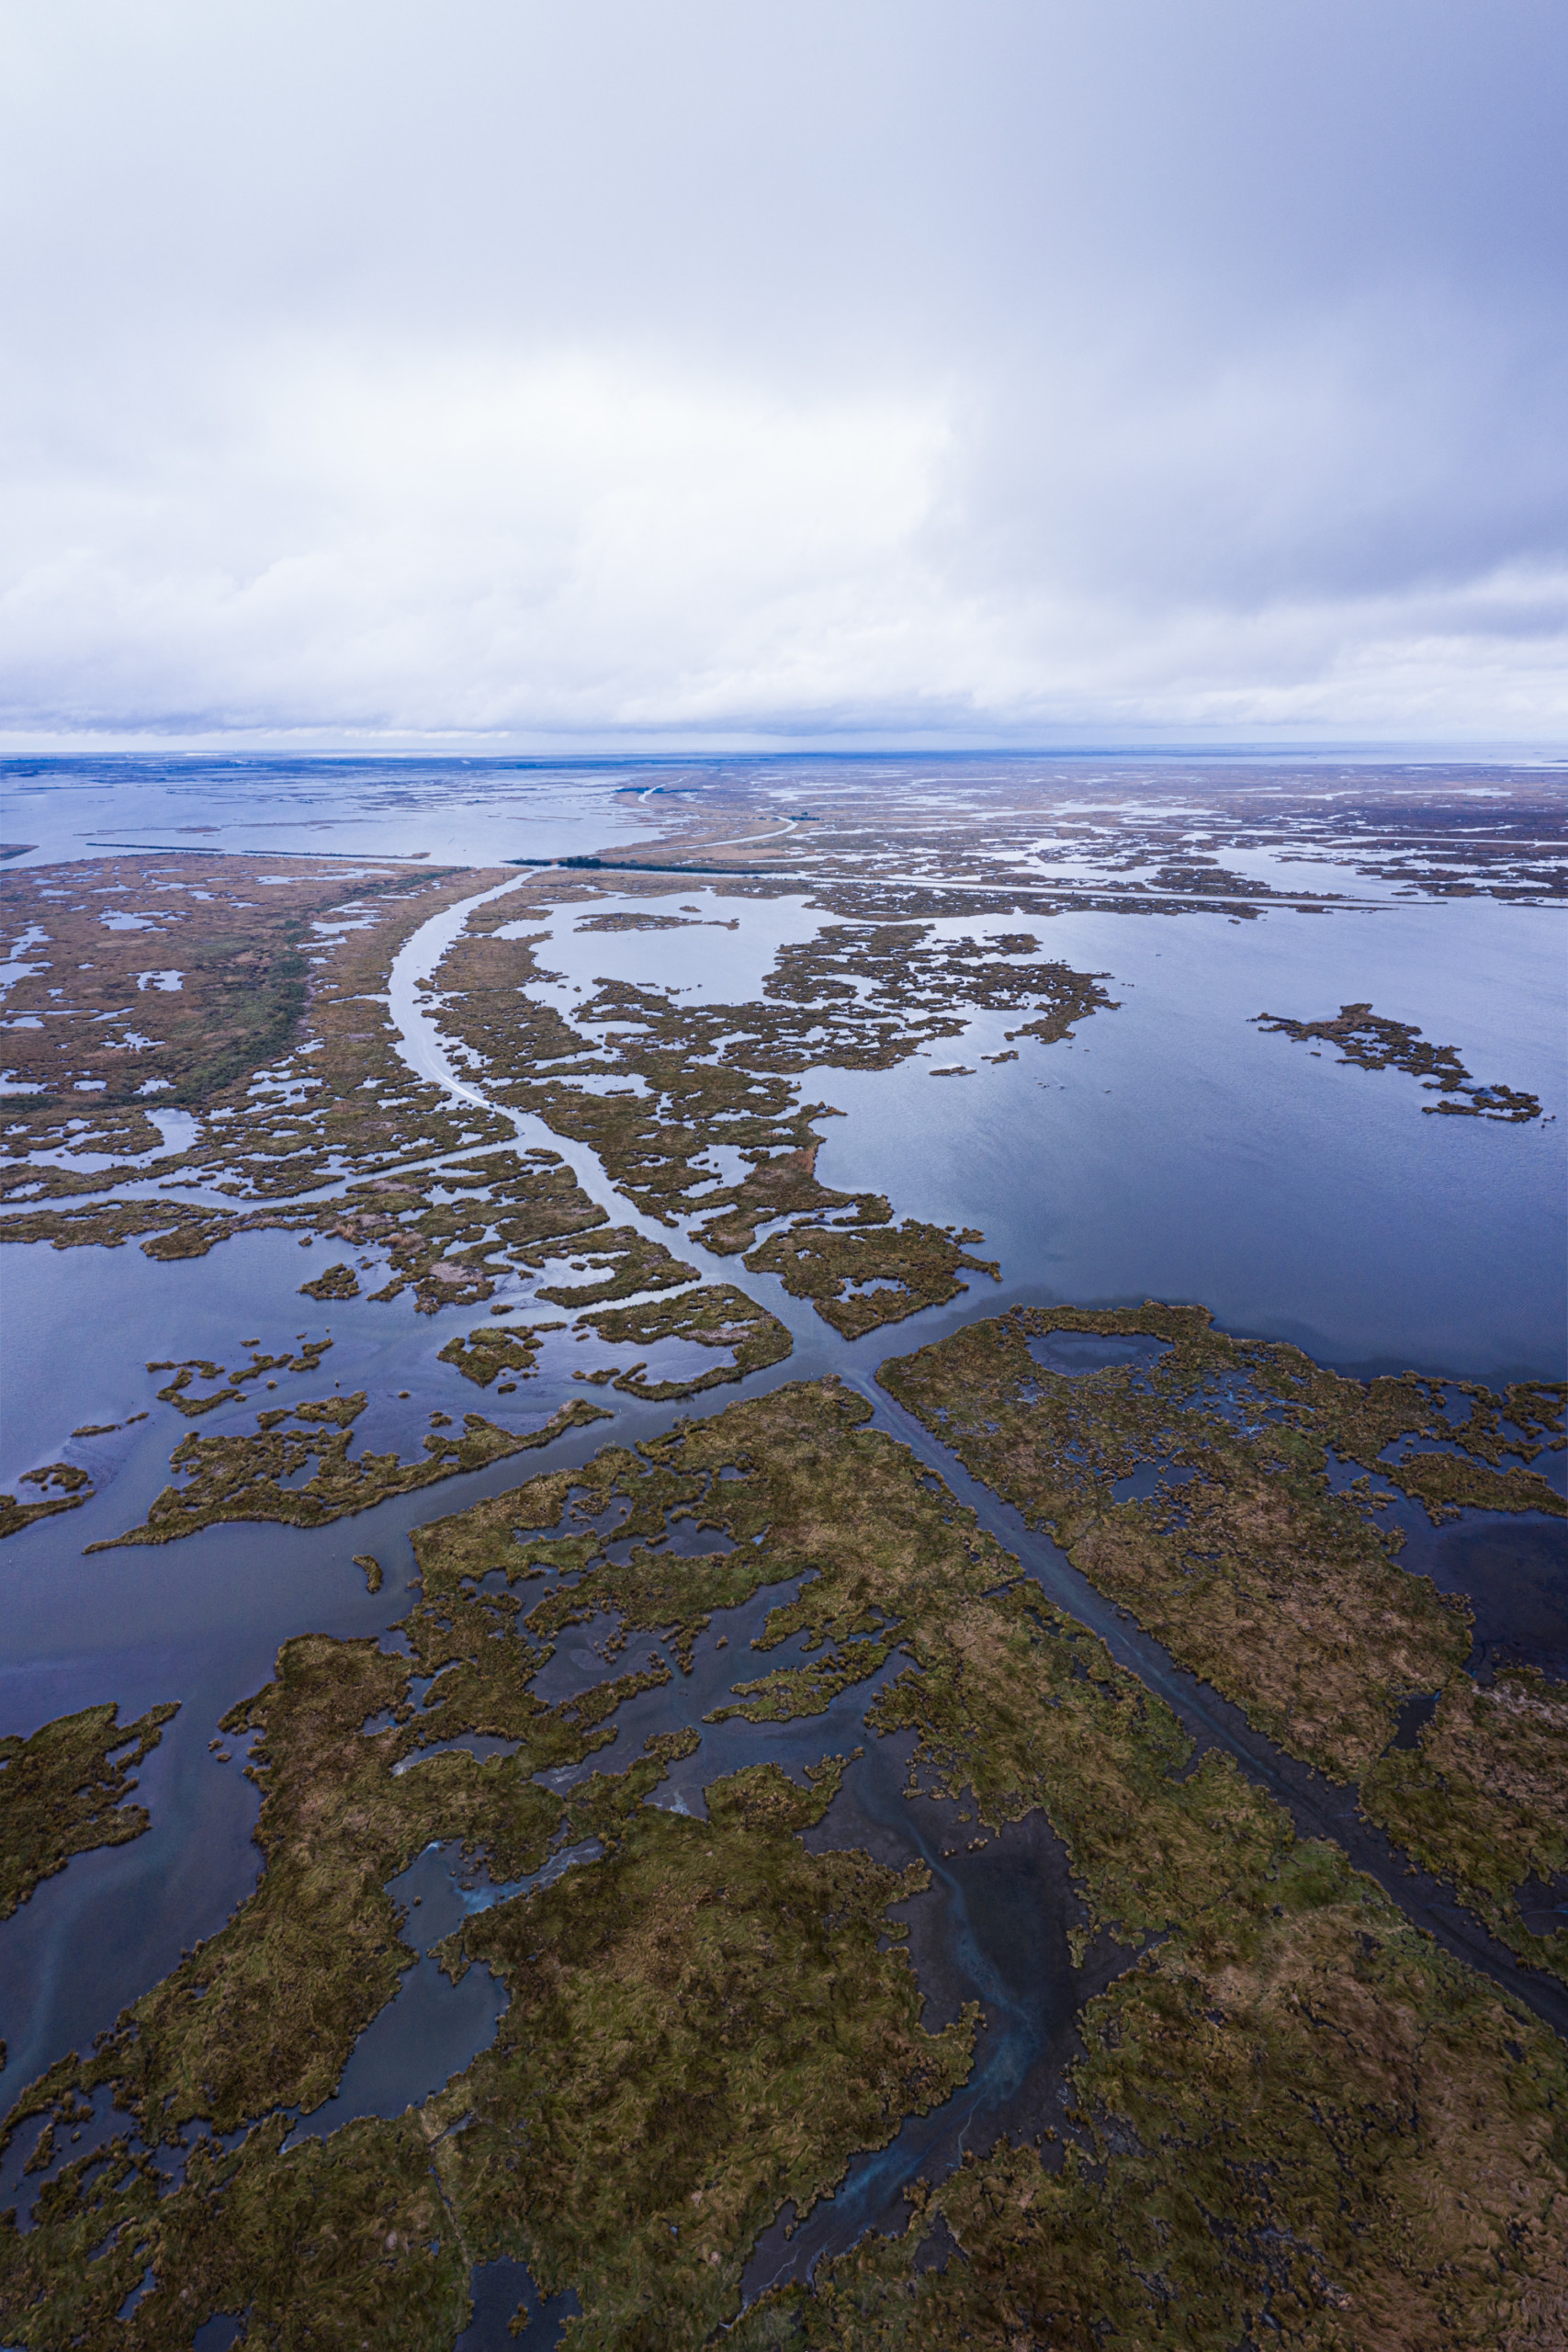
[3,0,1564,745]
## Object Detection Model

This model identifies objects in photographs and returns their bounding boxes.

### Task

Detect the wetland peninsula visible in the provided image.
[2,757,1564,2349]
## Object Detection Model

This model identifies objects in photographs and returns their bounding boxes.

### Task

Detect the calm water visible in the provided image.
[2,757,1563,2339]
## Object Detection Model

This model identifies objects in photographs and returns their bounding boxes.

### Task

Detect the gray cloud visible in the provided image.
[2,0,1564,744]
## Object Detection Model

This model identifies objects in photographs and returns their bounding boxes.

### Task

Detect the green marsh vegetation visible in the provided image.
[878,1303,1568,1983]
[6,1383,1564,2346]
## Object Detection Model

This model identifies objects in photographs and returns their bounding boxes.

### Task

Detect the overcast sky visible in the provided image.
[2,0,1564,749]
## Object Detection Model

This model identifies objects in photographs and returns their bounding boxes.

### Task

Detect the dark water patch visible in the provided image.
[660,1644,908,1823]
[912,2210,962,2274]
[1379,1432,1487,1469]
[456,2259,581,2350]
[276,1843,553,2149]
[384,1836,604,1951]
[1323,1447,1402,1500]
[0,2086,126,2233]
[1392,1510,1567,1682]
[531,1574,808,1798]
[462,1565,529,1602]
[1111,1462,1161,1504]
[584,1335,743,1387]
[532,1597,908,1821]
[1389,1690,1441,1750]
[116,2265,156,2320]
[1533,1443,1568,1501]
[1024,1331,1169,1378]
[142,2118,251,2198]
[566,1492,631,1540]
[1187,1374,1287,1433]
[191,2316,245,2351]
[0,2090,254,2242]
[665,1513,738,1554]
[505,1493,633,1571]
[742,1733,1125,2297]
[1111,1462,1197,1506]
[0,1659,266,2107]
[285,1952,508,2146]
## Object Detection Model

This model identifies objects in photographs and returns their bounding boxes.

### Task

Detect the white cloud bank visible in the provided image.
[2,0,1565,745]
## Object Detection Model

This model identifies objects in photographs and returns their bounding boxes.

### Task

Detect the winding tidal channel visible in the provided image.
[3,845,1563,2348]
[382,884,1568,2300]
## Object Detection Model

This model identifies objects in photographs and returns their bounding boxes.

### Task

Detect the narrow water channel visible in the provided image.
[3,865,1559,2349]
[852,1377,1568,2043]
[385,885,1568,2043]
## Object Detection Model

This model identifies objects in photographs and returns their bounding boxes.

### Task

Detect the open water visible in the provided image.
[2,755,1563,2340]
